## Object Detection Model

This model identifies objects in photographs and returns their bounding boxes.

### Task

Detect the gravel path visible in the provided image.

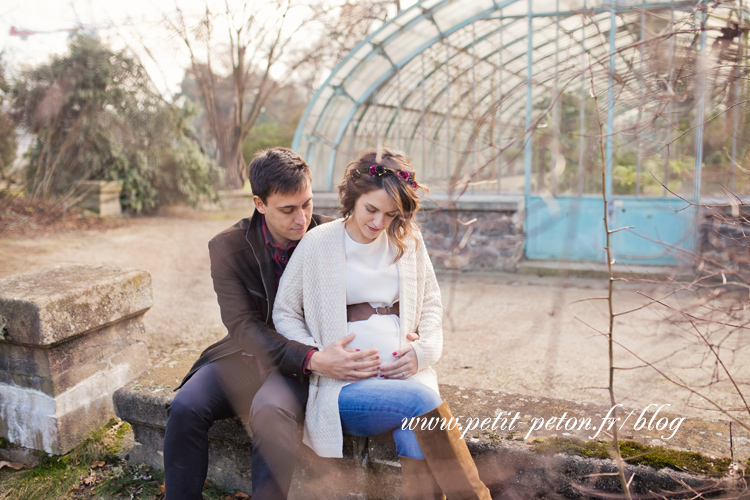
[2,208,748,424]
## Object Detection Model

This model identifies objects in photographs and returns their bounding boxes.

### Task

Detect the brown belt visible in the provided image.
[346,302,400,322]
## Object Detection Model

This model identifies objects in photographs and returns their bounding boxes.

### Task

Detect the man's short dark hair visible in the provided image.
[248,147,312,202]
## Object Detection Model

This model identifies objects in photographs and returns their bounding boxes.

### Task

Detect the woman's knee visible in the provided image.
[405,384,442,416]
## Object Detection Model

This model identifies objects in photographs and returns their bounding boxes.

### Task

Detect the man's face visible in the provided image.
[253,182,313,247]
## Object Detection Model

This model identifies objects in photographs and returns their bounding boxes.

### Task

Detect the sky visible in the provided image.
[1,0,210,96]
[1,0,418,98]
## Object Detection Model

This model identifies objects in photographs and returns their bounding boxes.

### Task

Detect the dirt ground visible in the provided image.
[2,207,748,424]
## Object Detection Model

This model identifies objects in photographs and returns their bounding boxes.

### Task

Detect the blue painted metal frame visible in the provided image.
[524,0,533,202]
[293,0,693,174]
[381,9,640,146]
[693,0,708,202]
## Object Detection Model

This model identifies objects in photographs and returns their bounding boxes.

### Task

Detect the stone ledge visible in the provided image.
[114,349,747,499]
[0,264,153,346]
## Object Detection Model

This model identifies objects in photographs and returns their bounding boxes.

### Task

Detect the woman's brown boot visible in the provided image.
[400,456,446,500]
[412,401,492,500]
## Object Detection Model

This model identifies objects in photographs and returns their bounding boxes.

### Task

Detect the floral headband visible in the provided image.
[352,164,418,188]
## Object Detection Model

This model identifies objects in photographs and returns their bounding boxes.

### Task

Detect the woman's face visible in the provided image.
[346,188,399,244]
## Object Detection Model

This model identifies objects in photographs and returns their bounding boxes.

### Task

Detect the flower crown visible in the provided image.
[352,164,418,188]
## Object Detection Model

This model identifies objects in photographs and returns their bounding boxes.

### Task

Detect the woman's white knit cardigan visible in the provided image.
[273,218,443,458]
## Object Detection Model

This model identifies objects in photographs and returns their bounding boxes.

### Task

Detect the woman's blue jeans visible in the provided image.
[338,378,442,459]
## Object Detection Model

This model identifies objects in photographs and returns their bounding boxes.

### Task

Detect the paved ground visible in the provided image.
[2,207,748,426]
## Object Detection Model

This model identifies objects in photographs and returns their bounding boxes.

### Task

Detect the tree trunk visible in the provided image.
[217,134,245,189]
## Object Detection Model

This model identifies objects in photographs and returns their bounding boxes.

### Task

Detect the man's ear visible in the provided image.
[253,195,266,214]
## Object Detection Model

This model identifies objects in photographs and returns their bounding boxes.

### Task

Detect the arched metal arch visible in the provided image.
[293,0,743,194]
[293,0,521,189]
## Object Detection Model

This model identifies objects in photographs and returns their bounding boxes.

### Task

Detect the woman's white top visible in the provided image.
[344,228,401,366]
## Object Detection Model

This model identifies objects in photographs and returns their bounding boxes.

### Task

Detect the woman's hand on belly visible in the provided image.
[379,344,418,379]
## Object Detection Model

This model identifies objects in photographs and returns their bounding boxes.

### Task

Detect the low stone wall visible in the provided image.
[114,348,747,499]
[0,264,151,458]
[206,191,750,276]
[312,192,525,272]
[698,204,750,276]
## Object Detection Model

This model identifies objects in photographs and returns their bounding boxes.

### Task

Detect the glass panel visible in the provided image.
[384,22,441,62]
[432,0,498,34]
[342,53,392,99]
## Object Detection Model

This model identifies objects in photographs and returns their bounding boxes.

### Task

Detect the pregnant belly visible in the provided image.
[345,314,401,366]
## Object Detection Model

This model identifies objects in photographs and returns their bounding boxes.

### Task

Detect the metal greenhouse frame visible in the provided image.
[293,0,749,264]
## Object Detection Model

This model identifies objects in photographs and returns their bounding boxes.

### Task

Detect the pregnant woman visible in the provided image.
[273,147,491,499]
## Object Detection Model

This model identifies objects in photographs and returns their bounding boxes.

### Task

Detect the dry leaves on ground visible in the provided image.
[0,195,127,238]
[225,492,250,499]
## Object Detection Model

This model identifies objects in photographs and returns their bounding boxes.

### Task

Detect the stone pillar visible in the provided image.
[75,180,123,217]
[0,264,151,457]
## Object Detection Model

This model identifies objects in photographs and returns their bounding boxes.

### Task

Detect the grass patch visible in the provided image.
[532,437,732,475]
[0,419,236,500]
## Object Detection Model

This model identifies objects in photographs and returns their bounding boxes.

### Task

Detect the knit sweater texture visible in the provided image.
[273,218,443,458]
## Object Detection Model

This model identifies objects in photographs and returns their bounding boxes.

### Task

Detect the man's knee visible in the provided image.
[250,398,302,431]
[167,391,212,430]
[250,374,306,430]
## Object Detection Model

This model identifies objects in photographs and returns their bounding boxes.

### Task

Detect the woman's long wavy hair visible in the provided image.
[338,147,427,262]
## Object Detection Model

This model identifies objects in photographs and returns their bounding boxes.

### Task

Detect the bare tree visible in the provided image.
[422,1,748,496]
[166,0,399,188]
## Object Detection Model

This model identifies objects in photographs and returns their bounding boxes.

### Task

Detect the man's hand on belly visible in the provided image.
[308,332,380,381]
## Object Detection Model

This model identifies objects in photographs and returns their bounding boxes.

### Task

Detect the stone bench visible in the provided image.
[114,348,748,499]
[0,264,151,460]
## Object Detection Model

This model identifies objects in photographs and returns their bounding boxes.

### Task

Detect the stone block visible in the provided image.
[0,264,152,455]
[0,315,147,395]
[0,264,152,346]
[75,180,122,217]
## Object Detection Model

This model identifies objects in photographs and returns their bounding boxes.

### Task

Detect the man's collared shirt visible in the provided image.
[261,214,298,288]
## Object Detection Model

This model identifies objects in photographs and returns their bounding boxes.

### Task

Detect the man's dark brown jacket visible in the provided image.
[177,210,333,388]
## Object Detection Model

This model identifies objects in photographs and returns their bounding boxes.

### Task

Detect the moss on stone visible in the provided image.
[107,421,131,455]
[532,437,731,476]
[619,440,730,475]
[532,437,609,459]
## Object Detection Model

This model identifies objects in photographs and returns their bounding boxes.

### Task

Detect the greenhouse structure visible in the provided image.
[293,0,749,265]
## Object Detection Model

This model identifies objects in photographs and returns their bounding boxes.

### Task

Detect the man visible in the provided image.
[163,148,381,500]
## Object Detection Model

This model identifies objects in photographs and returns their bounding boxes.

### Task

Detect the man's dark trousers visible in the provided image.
[163,351,308,500]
